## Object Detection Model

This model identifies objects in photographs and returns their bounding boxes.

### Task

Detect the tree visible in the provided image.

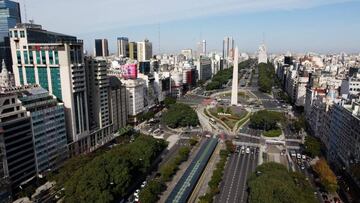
[162,103,199,128]
[258,63,275,93]
[225,140,235,153]
[249,110,284,131]
[139,180,165,203]
[313,159,338,193]
[293,115,306,133]
[248,163,317,203]
[164,97,176,107]
[304,136,321,158]
[59,135,167,202]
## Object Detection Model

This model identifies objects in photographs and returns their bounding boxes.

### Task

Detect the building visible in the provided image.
[258,44,268,64]
[223,37,234,59]
[181,49,192,60]
[94,39,109,57]
[85,57,110,130]
[17,86,68,175]
[129,42,137,60]
[109,76,128,132]
[137,39,152,62]
[10,23,90,154]
[0,60,14,88]
[202,40,207,56]
[196,56,212,81]
[0,0,21,72]
[117,37,129,57]
[0,88,36,197]
[122,79,145,123]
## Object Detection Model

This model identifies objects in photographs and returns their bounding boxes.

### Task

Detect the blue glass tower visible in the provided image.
[0,0,21,72]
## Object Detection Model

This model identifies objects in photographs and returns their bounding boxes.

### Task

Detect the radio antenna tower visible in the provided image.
[158,23,161,54]
[23,0,28,23]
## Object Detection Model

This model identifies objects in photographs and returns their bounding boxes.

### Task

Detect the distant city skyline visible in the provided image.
[18,0,360,54]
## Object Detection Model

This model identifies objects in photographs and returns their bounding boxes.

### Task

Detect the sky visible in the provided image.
[19,0,360,54]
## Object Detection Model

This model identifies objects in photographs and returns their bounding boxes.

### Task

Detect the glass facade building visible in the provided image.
[0,0,21,72]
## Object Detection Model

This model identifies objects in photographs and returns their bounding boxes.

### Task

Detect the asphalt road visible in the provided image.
[216,147,259,203]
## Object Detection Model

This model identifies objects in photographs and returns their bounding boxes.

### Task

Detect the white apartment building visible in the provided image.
[122,79,145,122]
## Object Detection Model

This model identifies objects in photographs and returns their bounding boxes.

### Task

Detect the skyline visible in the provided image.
[20,0,360,54]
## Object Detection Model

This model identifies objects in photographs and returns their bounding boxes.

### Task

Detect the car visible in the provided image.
[302,155,306,160]
[301,165,305,170]
[246,147,250,154]
[134,196,139,202]
[297,153,301,159]
[141,181,147,188]
[241,149,245,154]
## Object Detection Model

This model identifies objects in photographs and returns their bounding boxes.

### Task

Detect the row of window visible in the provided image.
[16,50,59,65]
[10,30,25,38]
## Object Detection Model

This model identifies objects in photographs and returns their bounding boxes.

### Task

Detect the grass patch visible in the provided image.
[263,128,282,137]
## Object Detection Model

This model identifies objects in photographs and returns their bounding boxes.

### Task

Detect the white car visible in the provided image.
[302,155,306,160]
[141,181,147,188]
[246,147,250,154]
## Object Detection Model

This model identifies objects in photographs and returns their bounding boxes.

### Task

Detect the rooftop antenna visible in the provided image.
[158,23,161,55]
[23,0,28,23]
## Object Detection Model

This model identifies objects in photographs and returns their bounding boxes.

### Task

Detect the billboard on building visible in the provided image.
[122,64,137,79]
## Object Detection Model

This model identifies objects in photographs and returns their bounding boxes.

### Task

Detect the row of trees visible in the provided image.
[205,60,253,91]
[313,159,338,193]
[49,135,167,203]
[199,141,234,203]
[303,136,321,158]
[248,162,317,203]
[258,62,275,93]
[162,103,199,128]
[249,110,284,131]
[139,146,192,203]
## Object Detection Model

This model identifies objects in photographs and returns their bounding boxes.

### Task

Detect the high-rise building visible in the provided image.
[85,57,111,130]
[0,88,36,196]
[17,86,68,175]
[195,56,212,81]
[258,44,268,64]
[117,37,129,57]
[181,49,193,60]
[9,23,90,154]
[137,39,152,62]
[94,39,109,57]
[0,0,21,73]
[129,42,137,60]
[223,37,234,59]
[109,76,128,132]
[202,40,207,56]
[122,79,145,123]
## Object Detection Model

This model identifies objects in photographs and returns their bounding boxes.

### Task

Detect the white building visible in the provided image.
[137,39,152,62]
[258,44,268,64]
[122,79,145,123]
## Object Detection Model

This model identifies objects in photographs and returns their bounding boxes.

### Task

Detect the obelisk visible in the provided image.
[231,47,239,106]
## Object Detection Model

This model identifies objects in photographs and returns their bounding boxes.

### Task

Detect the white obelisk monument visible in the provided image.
[231,47,239,106]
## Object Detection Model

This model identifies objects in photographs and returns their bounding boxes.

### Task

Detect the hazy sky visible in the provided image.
[19,0,360,54]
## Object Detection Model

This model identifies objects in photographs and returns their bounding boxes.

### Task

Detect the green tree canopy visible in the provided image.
[258,63,275,93]
[162,103,199,128]
[248,162,317,203]
[249,110,284,131]
[304,136,321,158]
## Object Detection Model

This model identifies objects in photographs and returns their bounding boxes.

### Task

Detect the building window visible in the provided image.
[16,50,21,64]
[36,51,41,64]
[23,51,29,64]
[41,50,46,64]
[18,67,24,85]
[14,30,18,38]
[25,66,35,84]
[38,67,49,90]
[29,51,33,64]
[20,31,25,38]
[50,67,62,100]
[9,31,12,38]
[54,51,59,64]
[49,51,54,65]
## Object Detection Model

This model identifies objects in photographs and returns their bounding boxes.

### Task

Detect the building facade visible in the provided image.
[109,76,128,132]
[117,37,129,58]
[137,39,152,62]
[18,86,68,175]
[94,39,109,57]
[9,24,90,154]
[0,0,21,72]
